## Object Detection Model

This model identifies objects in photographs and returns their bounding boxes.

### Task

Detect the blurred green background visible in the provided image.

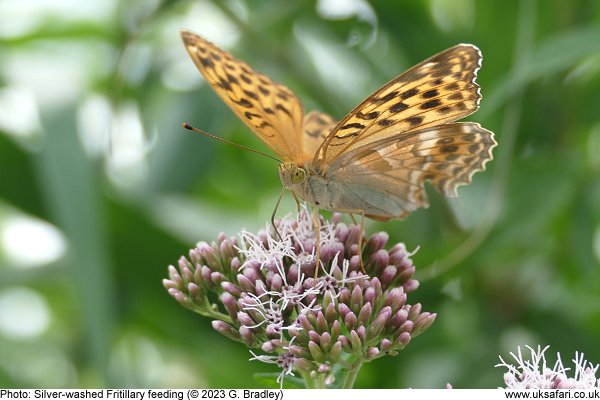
[1,0,600,389]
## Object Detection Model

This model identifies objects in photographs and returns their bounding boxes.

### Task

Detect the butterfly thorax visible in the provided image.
[279,162,323,205]
[279,162,334,209]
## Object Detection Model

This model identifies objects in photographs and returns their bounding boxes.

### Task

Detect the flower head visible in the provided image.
[497,345,600,389]
[164,206,435,387]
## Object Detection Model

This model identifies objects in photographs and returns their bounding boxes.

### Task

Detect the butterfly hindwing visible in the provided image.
[302,110,338,160]
[325,123,496,219]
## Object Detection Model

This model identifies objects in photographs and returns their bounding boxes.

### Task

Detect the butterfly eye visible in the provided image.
[291,167,306,184]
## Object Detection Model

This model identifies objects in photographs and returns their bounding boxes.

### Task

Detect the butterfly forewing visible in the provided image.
[181,30,305,163]
[327,122,496,219]
[315,44,483,167]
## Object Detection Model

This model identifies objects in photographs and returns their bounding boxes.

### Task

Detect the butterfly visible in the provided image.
[180,29,496,264]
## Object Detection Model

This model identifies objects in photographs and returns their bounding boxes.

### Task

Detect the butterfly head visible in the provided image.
[278,163,307,189]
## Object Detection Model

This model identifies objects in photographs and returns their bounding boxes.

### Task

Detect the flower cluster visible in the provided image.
[163,207,436,388]
[497,345,600,389]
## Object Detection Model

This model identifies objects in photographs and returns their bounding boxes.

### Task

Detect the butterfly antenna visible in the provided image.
[182,123,282,163]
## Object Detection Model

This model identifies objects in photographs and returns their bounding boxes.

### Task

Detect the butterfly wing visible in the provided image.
[324,122,496,220]
[181,30,306,163]
[302,110,338,159]
[314,44,483,168]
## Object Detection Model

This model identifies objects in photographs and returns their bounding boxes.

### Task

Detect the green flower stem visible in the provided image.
[341,360,363,389]
[300,371,326,389]
[192,305,233,324]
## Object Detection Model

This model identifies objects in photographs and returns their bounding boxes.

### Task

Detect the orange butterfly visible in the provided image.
[181,30,496,271]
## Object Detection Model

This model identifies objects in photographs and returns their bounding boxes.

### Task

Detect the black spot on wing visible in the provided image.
[275,103,292,117]
[218,78,231,91]
[377,91,399,104]
[401,88,419,99]
[341,122,366,130]
[440,145,459,153]
[389,102,408,113]
[244,111,261,120]
[422,89,438,98]
[468,143,481,154]
[258,86,270,96]
[244,90,259,100]
[420,99,442,110]
[407,116,424,126]
[234,98,253,108]
[226,73,238,84]
[357,111,380,120]
[199,57,214,68]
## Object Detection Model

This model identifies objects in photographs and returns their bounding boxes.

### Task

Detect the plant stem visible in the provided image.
[192,305,233,324]
[341,361,363,389]
[203,309,233,324]
[300,371,326,389]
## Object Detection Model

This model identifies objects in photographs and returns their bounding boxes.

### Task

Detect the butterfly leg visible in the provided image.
[271,187,286,240]
[312,206,321,280]
[291,191,301,212]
